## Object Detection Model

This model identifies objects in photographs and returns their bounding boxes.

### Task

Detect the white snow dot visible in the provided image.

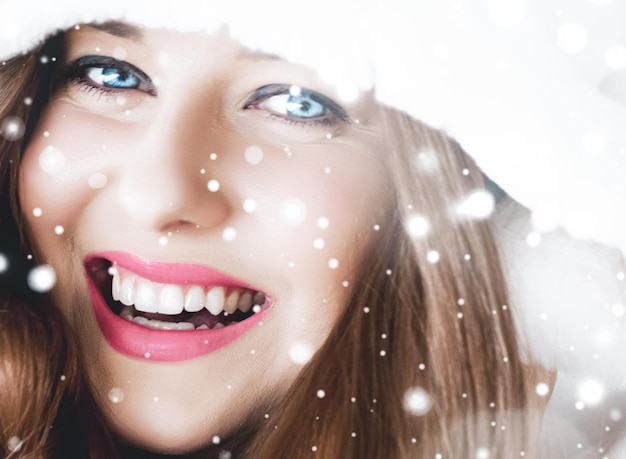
[535,383,550,397]
[54,225,64,235]
[23,97,33,106]
[458,298,466,306]
[289,341,314,365]
[317,389,326,398]
[557,22,588,54]
[487,0,525,27]
[476,447,491,459]
[38,145,66,174]
[611,304,625,317]
[407,215,429,237]
[210,153,218,160]
[108,387,124,404]
[212,436,221,445]
[328,258,339,269]
[617,272,625,281]
[380,350,386,356]
[373,224,380,231]
[403,387,433,416]
[222,227,237,242]
[158,236,168,247]
[456,190,495,219]
[418,363,426,370]
[33,207,43,217]
[605,44,626,70]
[88,172,108,189]
[289,85,302,96]
[28,265,56,292]
[363,306,370,313]
[7,436,22,453]
[252,305,261,313]
[317,217,330,229]
[0,254,6,273]
[427,250,440,263]
[145,352,151,359]
[313,238,325,250]
[1,116,25,141]
[526,232,541,247]
[457,312,464,319]
[243,199,257,213]
[280,198,307,226]
[575,401,585,410]
[207,179,220,192]
[244,145,264,165]
[610,409,622,421]
[342,281,349,287]
[577,379,605,406]
[464,253,472,261]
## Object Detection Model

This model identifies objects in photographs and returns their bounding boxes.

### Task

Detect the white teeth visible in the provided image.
[238,291,253,313]
[213,322,225,329]
[206,286,226,315]
[109,266,263,317]
[224,290,240,314]
[135,280,157,313]
[196,324,209,330]
[120,277,135,306]
[184,286,205,313]
[159,285,184,315]
[112,269,121,301]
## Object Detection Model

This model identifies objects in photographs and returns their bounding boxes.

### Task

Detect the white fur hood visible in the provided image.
[2,2,626,445]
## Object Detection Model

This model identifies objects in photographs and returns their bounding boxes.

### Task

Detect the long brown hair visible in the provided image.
[0,30,544,458]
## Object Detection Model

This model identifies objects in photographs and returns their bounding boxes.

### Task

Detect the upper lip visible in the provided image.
[86,250,261,291]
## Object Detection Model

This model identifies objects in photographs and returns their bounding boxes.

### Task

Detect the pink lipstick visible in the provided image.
[84,251,271,362]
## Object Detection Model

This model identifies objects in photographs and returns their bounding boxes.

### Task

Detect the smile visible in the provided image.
[84,251,271,362]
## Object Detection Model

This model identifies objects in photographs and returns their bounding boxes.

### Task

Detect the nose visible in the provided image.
[114,112,230,233]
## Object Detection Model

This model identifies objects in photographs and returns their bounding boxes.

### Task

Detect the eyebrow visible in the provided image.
[86,21,144,40]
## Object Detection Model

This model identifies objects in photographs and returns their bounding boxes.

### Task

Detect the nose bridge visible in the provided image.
[115,103,229,232]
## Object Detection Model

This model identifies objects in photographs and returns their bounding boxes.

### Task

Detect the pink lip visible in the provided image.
[84,250,271,362]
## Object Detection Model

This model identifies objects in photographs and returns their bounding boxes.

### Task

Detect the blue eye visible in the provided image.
[64,55,156,95]
[262,93,326,119]
[85,67,140,89]
[244,84,348,125]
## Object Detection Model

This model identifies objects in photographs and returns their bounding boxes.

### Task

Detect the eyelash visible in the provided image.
[60,56,349,127]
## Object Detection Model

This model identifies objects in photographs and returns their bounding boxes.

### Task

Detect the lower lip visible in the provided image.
[85,275,271,362]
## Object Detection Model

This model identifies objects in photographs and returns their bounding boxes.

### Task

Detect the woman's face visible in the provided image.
[18,25,389,453]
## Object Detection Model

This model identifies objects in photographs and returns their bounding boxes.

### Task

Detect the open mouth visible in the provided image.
[86,257,267,332]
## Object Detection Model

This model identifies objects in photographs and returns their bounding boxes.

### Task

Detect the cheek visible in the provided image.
[19,107,124,256]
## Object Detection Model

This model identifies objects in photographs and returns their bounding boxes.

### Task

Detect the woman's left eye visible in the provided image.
[244,84,348,125]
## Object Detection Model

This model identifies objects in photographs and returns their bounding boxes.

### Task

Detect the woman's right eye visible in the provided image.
[63,55,156,96]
